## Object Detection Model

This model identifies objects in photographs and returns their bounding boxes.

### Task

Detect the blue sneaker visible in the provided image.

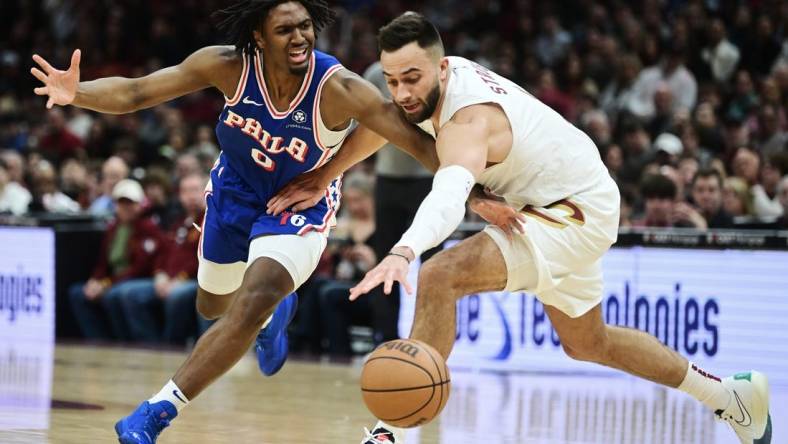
[115,400,177,444]
[255,292,298,376]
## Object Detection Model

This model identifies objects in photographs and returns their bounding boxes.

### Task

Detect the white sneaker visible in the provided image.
[717,371,772,444]
[360,421,404,444]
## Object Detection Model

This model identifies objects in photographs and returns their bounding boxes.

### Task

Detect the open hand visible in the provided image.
[470,192,526,238]
[83,278,106,300]
[31,49,81,109]
[349,248,413,301]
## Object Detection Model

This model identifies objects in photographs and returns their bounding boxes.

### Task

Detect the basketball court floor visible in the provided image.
[0,344,784,443]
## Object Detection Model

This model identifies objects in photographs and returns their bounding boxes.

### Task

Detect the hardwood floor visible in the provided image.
[0,343,782,443]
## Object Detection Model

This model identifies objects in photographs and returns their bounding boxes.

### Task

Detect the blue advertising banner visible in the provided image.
[0,227,55,430]
[399,246,788,384]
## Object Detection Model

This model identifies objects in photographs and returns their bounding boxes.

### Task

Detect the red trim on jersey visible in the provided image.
[298,175,343,235]
[197,191,211,259]
[225,55,249,106]
[254,50,314,119]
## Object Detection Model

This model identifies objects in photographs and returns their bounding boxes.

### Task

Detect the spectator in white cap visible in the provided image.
[69,178,165,341]
[653,132,684,166]
[113,178,145,204]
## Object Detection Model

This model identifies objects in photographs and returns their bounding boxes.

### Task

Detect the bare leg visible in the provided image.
[173,257,294,399]
[408,229,688,388]
[195,287,236,320]
[409,232,507,359]
[545,304,687,387]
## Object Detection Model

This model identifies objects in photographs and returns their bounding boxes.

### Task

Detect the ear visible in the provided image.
[253,30,265,50]
[439,57,449,81]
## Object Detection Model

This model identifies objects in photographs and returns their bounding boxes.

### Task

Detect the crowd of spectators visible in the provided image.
[1,0,787,351]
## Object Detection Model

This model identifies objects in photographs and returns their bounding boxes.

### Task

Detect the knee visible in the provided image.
[418,259,457,297]
[231,288,283,329]
[561,330,611,363]
[196,295,226,320]
[103,285,123,301]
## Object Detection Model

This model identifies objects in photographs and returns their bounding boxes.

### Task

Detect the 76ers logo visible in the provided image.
[292,110,307,123]
[279,211,306,227]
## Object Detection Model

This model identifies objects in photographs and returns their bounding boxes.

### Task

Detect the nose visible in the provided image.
[394,85,412,104]
[292,28,306,44]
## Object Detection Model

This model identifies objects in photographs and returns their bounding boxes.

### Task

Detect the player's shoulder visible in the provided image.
[448,103,499,126]
[187,45,244,70]
[445,55,474,67]
[319,65,370,100]
[313,49,342,67]
[180,45,245,91]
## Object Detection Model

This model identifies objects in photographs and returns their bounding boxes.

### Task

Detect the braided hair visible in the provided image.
[213,0,336,55]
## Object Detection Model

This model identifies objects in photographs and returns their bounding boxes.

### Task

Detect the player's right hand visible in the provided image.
[31,49,81,109]
[266,169,329,215]
[470,193,526,239]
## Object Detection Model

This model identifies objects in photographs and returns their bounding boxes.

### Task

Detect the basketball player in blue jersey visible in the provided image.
[31,2,451,443]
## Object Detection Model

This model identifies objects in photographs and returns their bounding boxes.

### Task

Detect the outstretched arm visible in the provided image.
[32,46,241,114]
[324,69,439,172]
[349,105,491,300]
[266,68,438,215]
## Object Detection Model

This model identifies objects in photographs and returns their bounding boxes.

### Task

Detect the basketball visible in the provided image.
[360,339,451,428]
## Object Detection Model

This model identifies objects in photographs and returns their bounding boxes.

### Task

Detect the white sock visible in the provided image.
[372,421,404,442]
[261,314,272,330]
[677,362,731,411]
[149,379,189,412]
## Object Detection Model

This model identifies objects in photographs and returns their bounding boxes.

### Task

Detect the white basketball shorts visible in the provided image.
[484,175,620,318]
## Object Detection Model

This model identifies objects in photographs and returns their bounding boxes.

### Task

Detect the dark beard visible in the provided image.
[289,64,309,75]
[402,82,441,123]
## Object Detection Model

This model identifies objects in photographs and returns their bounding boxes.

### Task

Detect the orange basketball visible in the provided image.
[360,339,451,428]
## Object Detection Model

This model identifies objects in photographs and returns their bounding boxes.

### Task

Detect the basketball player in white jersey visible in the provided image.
[270,12,772,444]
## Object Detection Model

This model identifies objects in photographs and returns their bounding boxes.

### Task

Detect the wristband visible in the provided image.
[387,251,411,264]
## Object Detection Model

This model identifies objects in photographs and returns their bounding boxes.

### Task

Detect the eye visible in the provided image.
[403,76,421,84]
[386,79,398,87]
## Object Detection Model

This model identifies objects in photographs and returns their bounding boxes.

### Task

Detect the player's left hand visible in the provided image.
[349,247,414,300]
[266,169,329,215]
[470,192,526,238]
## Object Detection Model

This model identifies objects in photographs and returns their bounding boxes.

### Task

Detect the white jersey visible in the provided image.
[422,56,612,209]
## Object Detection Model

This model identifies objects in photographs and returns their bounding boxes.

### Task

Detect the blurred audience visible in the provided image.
[68,179,165,340]
[119,173,209,345]
[1,0,787,350]
[89,156,129,216]
[297,172,378,357]
[691,168,734,228]
[0,157,31,215]
[777,176,788,228]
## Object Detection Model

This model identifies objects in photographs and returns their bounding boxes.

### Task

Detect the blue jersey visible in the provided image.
[200,50,349,265]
